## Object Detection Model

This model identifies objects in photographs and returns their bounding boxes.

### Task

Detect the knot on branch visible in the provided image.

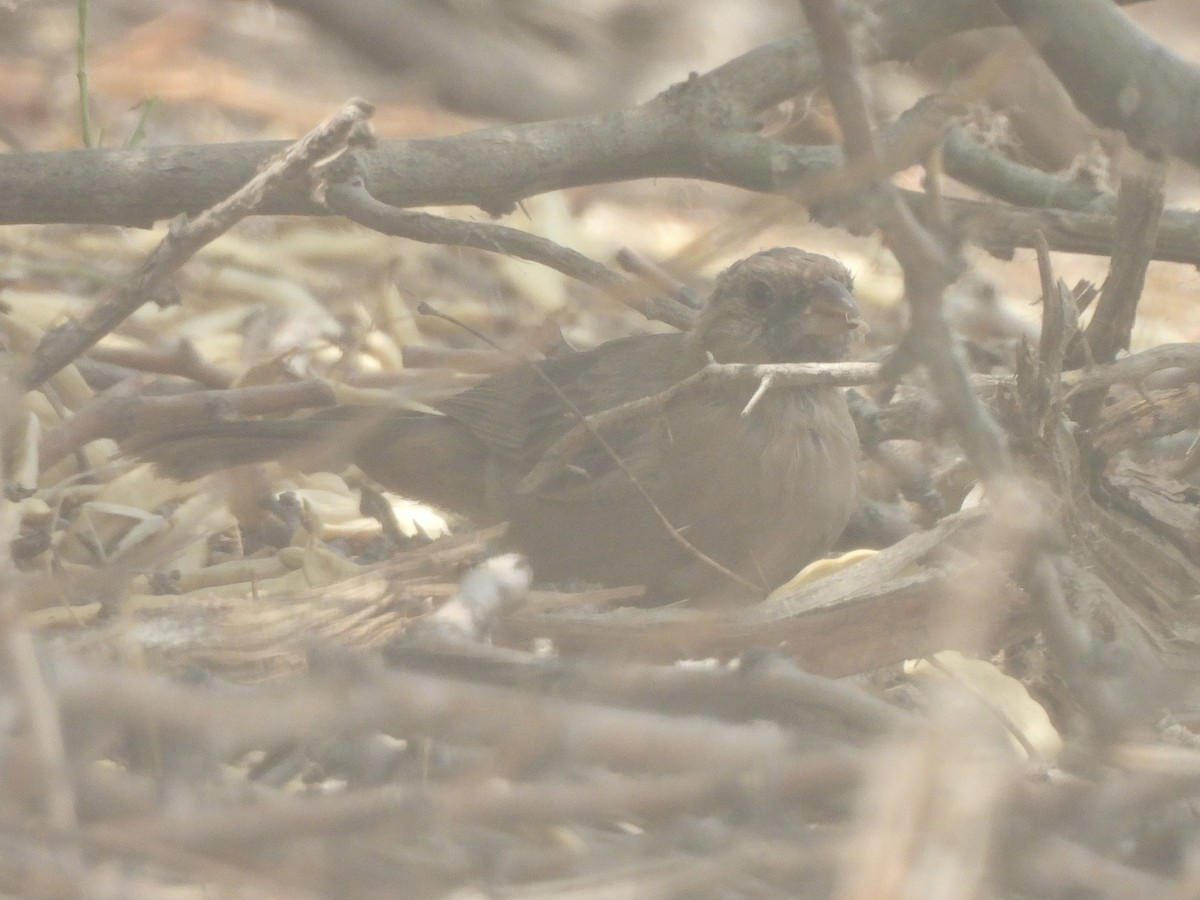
[660,71,755,134]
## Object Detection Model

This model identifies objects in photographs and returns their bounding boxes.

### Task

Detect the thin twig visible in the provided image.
[740,375,774,417]
[615,247,702,309]
[3,625,80,854]
[1063,343,1200,395]
[519,361,881,494]
[75,0,92,149]
[41,379,338,470]
[800,0,1011,482]
[1071,155,1167,423]
[321,170,697,331]
[86,339,233,390]
[19,98,375,391]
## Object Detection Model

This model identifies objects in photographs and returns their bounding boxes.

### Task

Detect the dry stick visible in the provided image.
[1017,231,1075,438]
[2,622,80,861]
[520,361,881,494]
[940,125,1110,212]
[86,339,233,390]
[320,170,697,331]
[56,658,799,776]
[523,333,1200,494]
[800,0,1009,482]
[414,304,761,595]
[1034,232,1066,384]
[40,379,337,470]
[87,751,862,852]
[1088,163,1168,349]
[1063,343,1200,395]
[18,98,375,392]
[993,0,1200,166]
[3,1,1185,273]
[1092,385,1200,458]
[671,93,961,273]
[938,193,1200,267]
[614,247,703,310]
[388,639,914,735]
[1021,244,1175,736]
[0,17,937,227]
[330,92,957,318]
[1070,155,1167,424]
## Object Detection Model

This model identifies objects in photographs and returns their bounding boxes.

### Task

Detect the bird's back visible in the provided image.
[436,331,699,471]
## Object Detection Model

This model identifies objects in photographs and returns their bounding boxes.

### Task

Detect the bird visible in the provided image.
[128,248,863,603]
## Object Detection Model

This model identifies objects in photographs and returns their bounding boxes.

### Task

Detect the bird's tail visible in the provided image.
[123,408,370,481]
[126,406,498,521]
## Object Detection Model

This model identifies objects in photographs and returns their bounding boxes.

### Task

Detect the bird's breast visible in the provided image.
[658,385,859,580]
[666,386,856,489]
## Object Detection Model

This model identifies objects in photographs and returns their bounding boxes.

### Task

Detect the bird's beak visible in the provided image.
[803,278,864,337]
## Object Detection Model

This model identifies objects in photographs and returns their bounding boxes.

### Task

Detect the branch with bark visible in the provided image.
[2,0,1195,267]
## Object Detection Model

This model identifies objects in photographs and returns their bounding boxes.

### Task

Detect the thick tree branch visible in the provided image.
[1,0,1189,282]
[995,0,1200,164]
[0,0,1010,228]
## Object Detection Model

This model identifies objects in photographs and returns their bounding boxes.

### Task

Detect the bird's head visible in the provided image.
[692,248,862,364]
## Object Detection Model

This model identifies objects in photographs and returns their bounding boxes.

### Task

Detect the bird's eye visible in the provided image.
[745,279,774,310]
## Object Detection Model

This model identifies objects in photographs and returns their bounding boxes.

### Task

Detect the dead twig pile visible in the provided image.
[0,0,1197,896]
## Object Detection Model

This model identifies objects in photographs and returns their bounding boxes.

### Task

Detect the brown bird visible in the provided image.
[130,248,862,602]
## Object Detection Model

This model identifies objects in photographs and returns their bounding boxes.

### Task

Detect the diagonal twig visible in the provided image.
[800,0,1011,481]
[19,98,375,391]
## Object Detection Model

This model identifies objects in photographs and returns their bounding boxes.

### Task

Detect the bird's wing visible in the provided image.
[436,332,694,476]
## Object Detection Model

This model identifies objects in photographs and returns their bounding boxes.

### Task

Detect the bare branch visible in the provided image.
[40,380,338,471]
[1071,156,1167,418]
[801,0,1011,481]
[995,0,1200,164]
[18,99,375,391]
[321,169,697,330]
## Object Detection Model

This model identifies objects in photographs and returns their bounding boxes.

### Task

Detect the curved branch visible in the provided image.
[321,172,697,330]
[941,126,1111,211]
[0,0,1010,228]
[995,0,1200,164]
